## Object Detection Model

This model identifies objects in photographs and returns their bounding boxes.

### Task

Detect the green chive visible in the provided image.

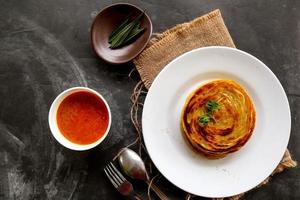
[124,27,145,44]
[109,11,146,49]
[109,17,130,43]
[110,22,136,48]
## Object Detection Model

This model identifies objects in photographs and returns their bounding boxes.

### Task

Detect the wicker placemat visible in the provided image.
[132,9,296,199]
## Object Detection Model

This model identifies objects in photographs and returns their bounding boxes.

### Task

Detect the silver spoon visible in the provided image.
[118,148,169,200]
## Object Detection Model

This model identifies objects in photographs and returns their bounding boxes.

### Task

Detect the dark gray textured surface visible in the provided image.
[0,0,299,199]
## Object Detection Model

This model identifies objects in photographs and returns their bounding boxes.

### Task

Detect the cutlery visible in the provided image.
[118,148,169,200]
[104,162,143,200]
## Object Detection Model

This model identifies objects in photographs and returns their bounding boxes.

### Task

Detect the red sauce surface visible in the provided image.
[57,91,109,145]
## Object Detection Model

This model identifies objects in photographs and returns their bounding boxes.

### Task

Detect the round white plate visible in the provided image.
[142,46,291,198]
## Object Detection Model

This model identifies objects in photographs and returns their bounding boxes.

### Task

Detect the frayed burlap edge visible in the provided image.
[134,9,235,89]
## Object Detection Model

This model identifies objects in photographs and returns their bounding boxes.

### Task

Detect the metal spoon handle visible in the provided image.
[146,180,169,200]
[131,193,143,200]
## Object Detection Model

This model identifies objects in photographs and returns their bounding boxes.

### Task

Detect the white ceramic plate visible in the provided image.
[142,46,291,198]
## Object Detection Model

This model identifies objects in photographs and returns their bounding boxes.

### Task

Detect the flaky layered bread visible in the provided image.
[181,80,256,159]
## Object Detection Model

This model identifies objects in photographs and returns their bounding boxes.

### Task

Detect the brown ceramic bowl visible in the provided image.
[91,3,152,64]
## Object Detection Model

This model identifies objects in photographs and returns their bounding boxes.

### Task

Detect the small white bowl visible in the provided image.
[48,87,111,151]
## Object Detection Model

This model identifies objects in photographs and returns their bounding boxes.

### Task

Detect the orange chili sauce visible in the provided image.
[56,91,109,145]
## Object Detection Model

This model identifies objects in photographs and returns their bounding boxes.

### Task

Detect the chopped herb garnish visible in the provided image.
[198,114,210,126]
[206,100,220,113]
[198,100,220,126]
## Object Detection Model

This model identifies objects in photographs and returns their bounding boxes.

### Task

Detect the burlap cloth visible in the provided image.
[132,9,297,199]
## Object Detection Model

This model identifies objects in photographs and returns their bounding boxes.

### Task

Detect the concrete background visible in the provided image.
[0,0,299,199]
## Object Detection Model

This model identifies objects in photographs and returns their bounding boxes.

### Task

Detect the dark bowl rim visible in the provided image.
[90,3,153,65]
